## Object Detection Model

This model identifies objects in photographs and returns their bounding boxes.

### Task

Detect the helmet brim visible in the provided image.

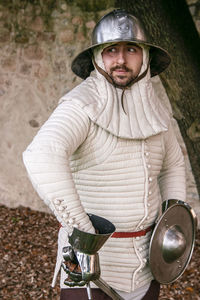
[71,39,171,79]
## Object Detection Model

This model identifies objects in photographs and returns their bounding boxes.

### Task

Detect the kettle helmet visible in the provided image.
[71,9,171,79]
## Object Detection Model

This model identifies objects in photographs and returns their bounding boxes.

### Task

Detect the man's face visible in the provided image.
[101,42,143,87]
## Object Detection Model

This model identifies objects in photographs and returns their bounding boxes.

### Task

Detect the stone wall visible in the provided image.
[0,0,114,212]
[0,0,199,221]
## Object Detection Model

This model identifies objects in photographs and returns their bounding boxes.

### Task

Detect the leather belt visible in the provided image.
[111,225,154,238]
[59,223,154,238]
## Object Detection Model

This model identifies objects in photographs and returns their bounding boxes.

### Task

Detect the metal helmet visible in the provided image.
[149,199,197,284]
[71,9,171,79]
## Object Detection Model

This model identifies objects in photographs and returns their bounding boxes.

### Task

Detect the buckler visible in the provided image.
[149,199,197,284]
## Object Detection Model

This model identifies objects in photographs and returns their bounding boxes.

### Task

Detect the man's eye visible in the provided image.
[108,48,116,53]
[128,48,136,52]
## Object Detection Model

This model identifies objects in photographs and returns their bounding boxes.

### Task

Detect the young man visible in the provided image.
[23,9,186,300]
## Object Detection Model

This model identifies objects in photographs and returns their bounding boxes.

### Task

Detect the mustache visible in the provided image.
[110,65,132,72]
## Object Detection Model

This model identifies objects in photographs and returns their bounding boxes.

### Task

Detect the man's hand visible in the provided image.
[62,259,87,287]
[62,246,100,287]
[62,246,87,287]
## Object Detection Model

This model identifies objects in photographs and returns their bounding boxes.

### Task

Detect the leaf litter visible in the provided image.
[0,205,199,299]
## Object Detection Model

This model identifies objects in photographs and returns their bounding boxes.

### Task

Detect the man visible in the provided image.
[23,9,186,300]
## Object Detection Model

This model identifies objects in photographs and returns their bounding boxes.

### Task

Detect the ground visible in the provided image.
[0,205,199,299]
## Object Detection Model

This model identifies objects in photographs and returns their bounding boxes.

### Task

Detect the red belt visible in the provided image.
[111,225,154,238]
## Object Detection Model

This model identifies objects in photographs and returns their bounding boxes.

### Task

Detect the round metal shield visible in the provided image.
[149,203,196,284]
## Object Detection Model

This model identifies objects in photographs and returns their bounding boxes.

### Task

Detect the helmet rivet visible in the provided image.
[118,26,121,30]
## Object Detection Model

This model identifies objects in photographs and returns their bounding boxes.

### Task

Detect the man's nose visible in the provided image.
[116,51,126,64]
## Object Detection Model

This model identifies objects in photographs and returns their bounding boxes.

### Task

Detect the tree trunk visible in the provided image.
[115,0,200,197]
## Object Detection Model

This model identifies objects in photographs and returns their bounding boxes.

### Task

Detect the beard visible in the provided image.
[109,65,137,88]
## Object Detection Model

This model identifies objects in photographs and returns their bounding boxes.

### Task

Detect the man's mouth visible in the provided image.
[110,66,131,76]
[115,69,127,74]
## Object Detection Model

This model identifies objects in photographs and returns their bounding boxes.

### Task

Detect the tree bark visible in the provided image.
[115,0,200,197]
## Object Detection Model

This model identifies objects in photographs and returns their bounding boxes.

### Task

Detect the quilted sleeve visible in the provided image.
[23,101,95,234]
[158,122,186,202]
